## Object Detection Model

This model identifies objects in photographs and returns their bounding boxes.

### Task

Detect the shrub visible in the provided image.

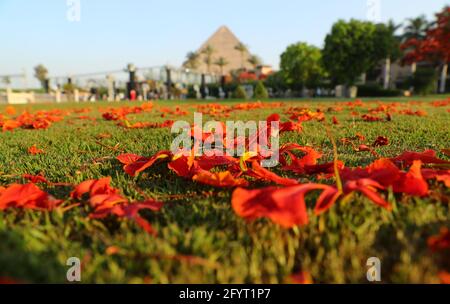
[254,81,269,99]
[186,85,197,99]
[204,83,220,98]
[407,67,438,96]
[357,84,402,97]
[233,85,247,99]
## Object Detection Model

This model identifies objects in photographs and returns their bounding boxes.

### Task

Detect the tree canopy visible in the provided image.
[280,42,325,90]
[323,20,378,85]
[34,64,49,89]
[184,51,200,70]
[402,7,450,65]
[373,21,402,62]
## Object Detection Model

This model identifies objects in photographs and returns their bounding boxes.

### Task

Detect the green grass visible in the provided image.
[0,96,449,283]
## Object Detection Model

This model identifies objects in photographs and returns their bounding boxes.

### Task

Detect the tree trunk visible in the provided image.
[361,73,367,85]
[439,63,448,94]
[383,58,391,89]
[347,86,358,98]
[411,62,417,74]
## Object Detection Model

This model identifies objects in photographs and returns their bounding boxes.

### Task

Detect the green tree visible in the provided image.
[401,15,430,74]
[264,71,288,93]
[233,85,247,99]
[323,20,378,86]
[248,55,262,70]
[2,76,11,87]
[373,21,402,62]
[184,51,201,70]
[280,42,325,90]
[34,64,49,89]
[373,21,403,88]
[214,57,229,76]
[235,42,248,69]
[402,15,430,41]
[254,81,269,99]
[63,82,76,101]
[202,45,215,74]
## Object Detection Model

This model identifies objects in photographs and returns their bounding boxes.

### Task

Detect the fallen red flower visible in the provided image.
[22,174,50,184]
[314,178,391,215]
[71,177,118,199]
[372,136,389,147]
[421,168,450,187]
[279,144,323,175]
[439,272,450,284]
[232,184,332,228]
[193,170,249,188]
[428,227,450,253]
[72,178,163,235]
[28,144,45,155]
[392,160,429,197]
[288,271,313,284]
[117,151,172,177]
[391,150,450,168]
[0,183,62,211]
[246,160,298,186]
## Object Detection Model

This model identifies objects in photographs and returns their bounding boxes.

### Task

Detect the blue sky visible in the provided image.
[0,0,448,86]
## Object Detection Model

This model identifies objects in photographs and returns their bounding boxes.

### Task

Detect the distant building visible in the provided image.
[184,26,255,75]
[255,65,273,79]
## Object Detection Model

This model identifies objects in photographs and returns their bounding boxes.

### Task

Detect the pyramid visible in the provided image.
[186,26,254,75]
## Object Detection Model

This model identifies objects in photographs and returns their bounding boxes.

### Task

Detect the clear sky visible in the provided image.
[0,0,448,86]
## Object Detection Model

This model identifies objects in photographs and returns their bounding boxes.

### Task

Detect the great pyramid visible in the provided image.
[186,26,254,75]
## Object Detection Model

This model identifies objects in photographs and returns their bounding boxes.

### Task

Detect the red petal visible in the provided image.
[232,184,329,228]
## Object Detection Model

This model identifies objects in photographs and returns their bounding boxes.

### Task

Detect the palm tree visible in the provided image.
[402,16,430,74]
[234,42,248,69]
[214,57,229,76]
[402,15,429,41]
[202,45,215,74]
[184,51,200,70]
[248,55,262,70]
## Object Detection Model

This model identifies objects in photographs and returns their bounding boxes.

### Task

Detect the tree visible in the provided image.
[63,82,76,101]
[184,51,200,70]
[323,20,378,87]
[265,71,288,94]
[34,64,49,89]
[248,55,262,70]
[401,15,430,73]
[235,42,248,69]
[280,42,325,91]
[202,45,215,74]
[402,7,450,93]
[254,81,269,99]
[233,85,247,99]
[402,15,430,41]
[214,57,229,76]
[2,76,11,87]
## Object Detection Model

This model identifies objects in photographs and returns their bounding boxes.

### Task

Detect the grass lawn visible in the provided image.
[0,96,449,283]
